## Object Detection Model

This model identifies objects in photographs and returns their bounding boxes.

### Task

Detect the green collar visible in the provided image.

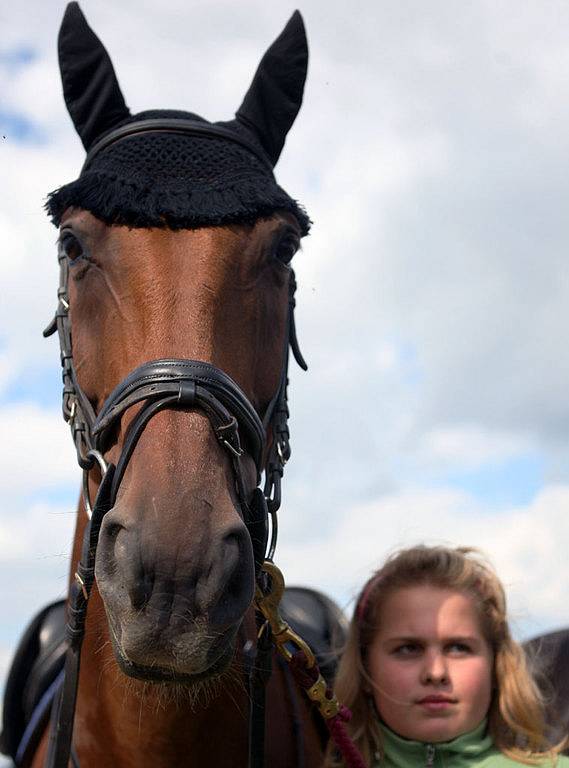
[378,719,493,766]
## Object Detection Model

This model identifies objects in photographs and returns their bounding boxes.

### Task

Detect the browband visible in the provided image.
[82,118,274,174]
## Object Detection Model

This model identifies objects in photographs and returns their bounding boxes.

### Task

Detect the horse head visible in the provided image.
[47,2,309,684]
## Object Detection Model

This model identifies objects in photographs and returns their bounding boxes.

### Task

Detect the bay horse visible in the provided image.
[8,4,332,767]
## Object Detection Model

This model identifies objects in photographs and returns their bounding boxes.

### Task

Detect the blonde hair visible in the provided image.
[324,545,564,767]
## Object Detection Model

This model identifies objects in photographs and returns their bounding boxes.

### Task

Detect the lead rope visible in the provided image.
[254,562,366,768]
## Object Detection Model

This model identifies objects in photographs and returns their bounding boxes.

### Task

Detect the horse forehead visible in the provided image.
[63,208,288,254]
[111,226,253,282]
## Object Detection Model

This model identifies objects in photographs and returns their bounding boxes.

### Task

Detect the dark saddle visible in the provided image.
[1,600,67,766]
[524,629,569,751]
[280,586,348,683]
[1,588,346,765]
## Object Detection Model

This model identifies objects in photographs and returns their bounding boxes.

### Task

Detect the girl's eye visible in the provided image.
[273,233,299,265]
[59,231,84,262]
[447,642,472,654]
[393,643,422,656]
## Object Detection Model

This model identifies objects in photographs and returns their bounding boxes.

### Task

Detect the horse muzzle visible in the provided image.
[95,495,255,678]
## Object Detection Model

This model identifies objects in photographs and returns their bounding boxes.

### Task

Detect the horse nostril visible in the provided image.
[204,527,255,630]
[97,518,152,611]
[129,575,151,612]
[105,522,123,542]
[97,515,130,576]
[222,535,243,602]
[101,520,127,567]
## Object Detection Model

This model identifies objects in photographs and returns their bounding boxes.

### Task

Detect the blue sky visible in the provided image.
[2,0,569,707]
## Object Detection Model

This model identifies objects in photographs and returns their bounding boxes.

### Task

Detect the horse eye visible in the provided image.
[273,233,299,265]
[59,232,84,262]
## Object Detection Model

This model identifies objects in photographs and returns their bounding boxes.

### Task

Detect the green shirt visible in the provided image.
[372,719,569,767]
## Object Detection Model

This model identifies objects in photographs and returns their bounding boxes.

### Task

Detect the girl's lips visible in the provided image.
[417,696,456,710]
[419,696,455,702]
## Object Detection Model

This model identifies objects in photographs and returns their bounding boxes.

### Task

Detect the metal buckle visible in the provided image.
[277,440,288,465]
[68,399,76,424]
[254,561,341,720]
[82,450,109,520]
[255,561,315,666]
[223,439,244,458]
[74,571,88,601]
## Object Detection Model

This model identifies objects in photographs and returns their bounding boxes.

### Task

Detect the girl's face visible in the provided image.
[367,585,493,743]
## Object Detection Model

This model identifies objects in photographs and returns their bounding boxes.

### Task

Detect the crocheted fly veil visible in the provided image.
[46,2,310,235]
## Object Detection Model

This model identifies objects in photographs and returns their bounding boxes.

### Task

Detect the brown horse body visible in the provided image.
[25,3,326,765]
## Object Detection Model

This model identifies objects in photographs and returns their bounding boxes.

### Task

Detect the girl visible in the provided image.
[325,545,568,767]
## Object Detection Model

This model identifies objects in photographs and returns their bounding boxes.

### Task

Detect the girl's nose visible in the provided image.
[421,650,449,684]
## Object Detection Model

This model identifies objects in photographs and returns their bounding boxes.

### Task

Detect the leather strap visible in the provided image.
[94,359,265,476]
[82,118,274,173]
[248,618,273,768]
[45,466,116,768]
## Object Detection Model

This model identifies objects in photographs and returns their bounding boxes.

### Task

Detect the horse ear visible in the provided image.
[58,2,130,150]
[236,11,308,166]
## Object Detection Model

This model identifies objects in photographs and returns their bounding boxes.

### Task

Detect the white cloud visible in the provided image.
[0,144,77,391]
[0,645,14,725]
[0,353,11,396]
[0,403,76,493]
[0,499,76,562]
[0,644,12,683]
[416,424,534,471]
[279,483,569,639]
[0,498,75,690]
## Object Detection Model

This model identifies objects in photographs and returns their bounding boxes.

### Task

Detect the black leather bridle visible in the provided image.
[42,119,307,768]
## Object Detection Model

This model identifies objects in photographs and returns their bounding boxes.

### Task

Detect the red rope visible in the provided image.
[290,652,367,768]
[327,705,367,768]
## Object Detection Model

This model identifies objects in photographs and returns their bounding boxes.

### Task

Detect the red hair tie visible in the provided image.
[356,575,380,622]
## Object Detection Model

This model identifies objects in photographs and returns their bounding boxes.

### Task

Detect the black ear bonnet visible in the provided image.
[46,2,310,235]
